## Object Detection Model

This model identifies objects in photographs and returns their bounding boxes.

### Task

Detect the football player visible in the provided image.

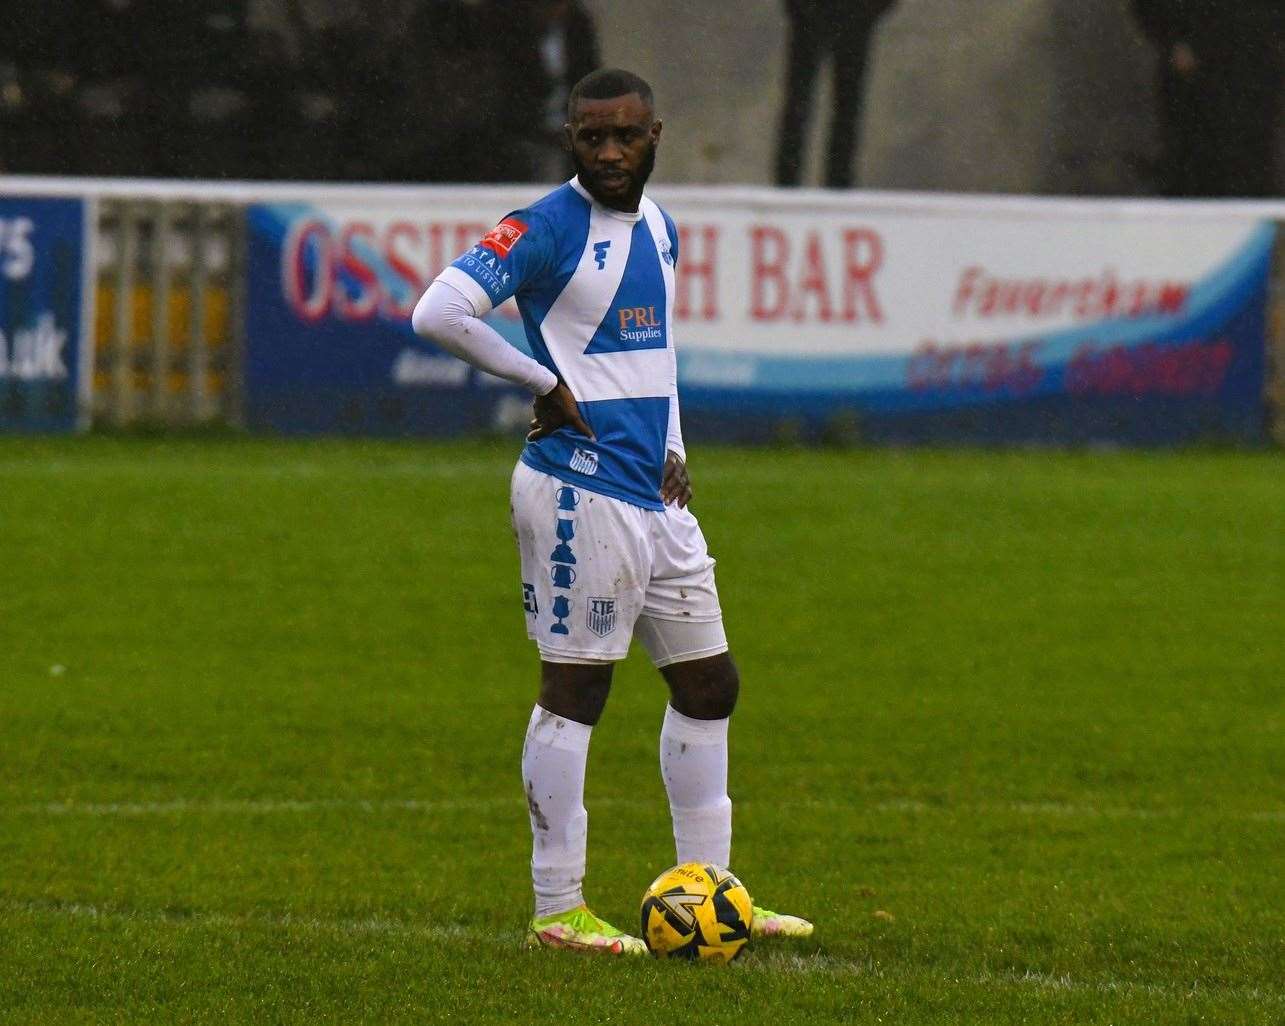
[413,68,813,954]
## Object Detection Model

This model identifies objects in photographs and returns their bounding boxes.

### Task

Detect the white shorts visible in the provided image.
[510,460,728,665]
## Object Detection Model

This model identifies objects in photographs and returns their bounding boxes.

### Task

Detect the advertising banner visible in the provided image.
[0,196,91,433]
[246,193,539,435]
[246,188,1275,444]
[652,193,1274,444]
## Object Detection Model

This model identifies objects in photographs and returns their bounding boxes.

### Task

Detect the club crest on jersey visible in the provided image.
[587,597,616,638]
[479,217,527,257]
[569,447,599,476]
[658,237,674,265]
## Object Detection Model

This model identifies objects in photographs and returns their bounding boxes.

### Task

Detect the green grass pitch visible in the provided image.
[1,436,1281,1024]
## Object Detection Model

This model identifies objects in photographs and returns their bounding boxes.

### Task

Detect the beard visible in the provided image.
[573,140,657,209]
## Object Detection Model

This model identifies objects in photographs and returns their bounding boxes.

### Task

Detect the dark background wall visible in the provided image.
[16,0,1273,194]
[588,0,1279,196]
[583,0,1171,194]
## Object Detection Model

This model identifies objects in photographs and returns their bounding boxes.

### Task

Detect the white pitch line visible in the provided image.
[6,797,523,817]
[1,899,520,946]
[4,899,1282,1006]
[0,459,513,480]
[5,796,1281,823]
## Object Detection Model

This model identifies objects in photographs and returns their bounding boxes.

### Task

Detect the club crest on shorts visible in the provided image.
[587,597,616,638]
[570,447,599,476]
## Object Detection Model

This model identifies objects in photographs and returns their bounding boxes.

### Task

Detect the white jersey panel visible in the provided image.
[641,197,678,348]
[439,179,683,510]
[641,196,680,400]
[539,207,675,404]
[539,207,634,401]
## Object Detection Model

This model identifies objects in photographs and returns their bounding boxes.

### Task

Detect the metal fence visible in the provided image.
[94,199,244,427]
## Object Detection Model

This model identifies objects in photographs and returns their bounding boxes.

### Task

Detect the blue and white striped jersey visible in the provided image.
[438,178,681,511]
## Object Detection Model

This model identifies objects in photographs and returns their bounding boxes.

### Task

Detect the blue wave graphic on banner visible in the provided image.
[677,222,1275,416]
[248,202,530,351]
[246,201,1271,444]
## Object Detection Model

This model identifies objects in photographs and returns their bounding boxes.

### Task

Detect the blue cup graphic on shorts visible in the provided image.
[550,542,576,564]
[551,564,576,589]
[551,595,571,635]
[556,487,580,511]
[555,518,575,542]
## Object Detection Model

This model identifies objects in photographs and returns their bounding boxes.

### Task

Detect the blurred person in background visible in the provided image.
[311,16,400,180]
[1132,0,1284,197]
[773,0,896,188]
[263,0,350,181]
[255,0,414,181]
[72,0,156,176]
[72,0,253,179]
[402,0,507,182]
[168,2,255,178]
[240,25,313,180]
[0,1,79,173]
[496,0,600,182]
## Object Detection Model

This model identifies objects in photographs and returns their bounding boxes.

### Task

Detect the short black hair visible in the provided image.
[568,68,655,118]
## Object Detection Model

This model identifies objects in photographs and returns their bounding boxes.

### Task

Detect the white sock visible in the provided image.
[521,704,593,918]
[660,704,732,868]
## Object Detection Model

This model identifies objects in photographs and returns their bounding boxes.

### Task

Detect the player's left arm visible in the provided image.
[661,399,690,507]
[659,210,692,509]
[661,446,691,508]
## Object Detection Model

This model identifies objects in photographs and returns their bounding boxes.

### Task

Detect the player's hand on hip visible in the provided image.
[660,450,692,508]
[528,380,595,442]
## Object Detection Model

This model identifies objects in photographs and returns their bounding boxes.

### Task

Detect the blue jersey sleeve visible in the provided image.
[447,210,554,309]
[661,209,679,267]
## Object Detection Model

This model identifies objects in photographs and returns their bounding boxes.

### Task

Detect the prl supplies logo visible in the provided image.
[617,305,663,345]
[587,597,616,638]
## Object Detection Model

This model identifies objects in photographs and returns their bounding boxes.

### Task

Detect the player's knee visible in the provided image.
[539,661,614,726]
[666,653,739,720]
[705,666,739,719]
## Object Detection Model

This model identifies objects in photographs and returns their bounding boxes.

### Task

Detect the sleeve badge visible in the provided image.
[479,217,528,258]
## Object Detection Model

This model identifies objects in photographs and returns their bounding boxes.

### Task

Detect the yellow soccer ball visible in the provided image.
[639,862,753,962]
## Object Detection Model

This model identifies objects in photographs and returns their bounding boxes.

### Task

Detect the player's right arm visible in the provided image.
[529,381,595,442]
[411,279,556,394]
[411,212,556,395]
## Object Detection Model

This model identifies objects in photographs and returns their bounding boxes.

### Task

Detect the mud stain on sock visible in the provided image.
[526,779,550,831]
